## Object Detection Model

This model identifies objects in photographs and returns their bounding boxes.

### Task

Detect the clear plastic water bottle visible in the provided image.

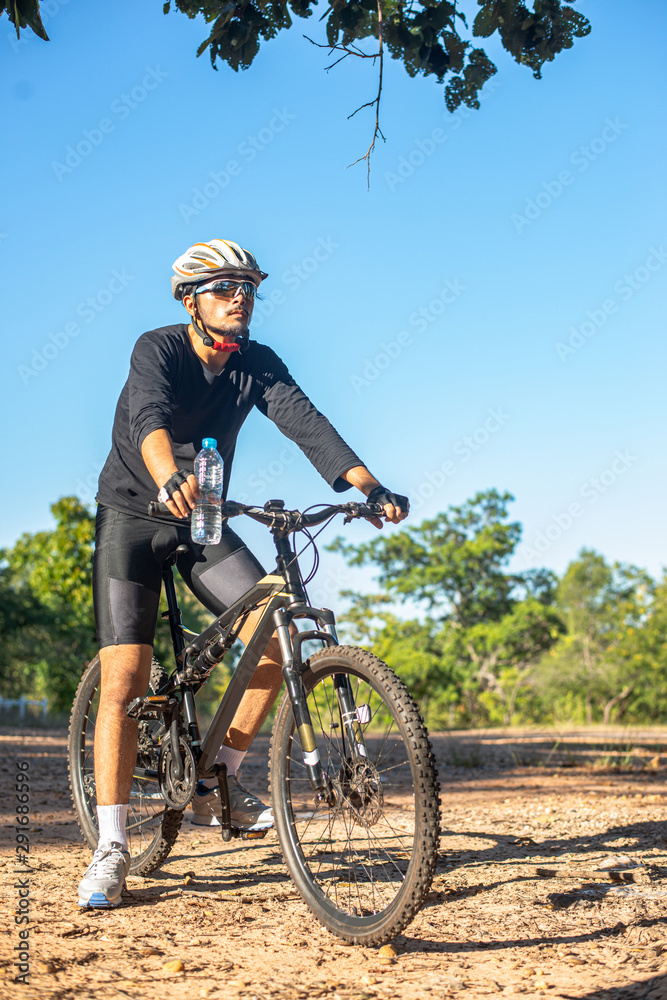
[191,438,223,544]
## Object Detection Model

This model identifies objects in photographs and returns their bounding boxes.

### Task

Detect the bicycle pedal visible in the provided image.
[126,695,176,720]
[220,826,268,841]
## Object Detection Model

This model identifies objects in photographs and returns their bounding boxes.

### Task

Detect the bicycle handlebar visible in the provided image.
[147,499,384,531]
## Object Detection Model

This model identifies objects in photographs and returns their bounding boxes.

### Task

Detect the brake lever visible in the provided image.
[342,502,383,523]
[147,500,245,519]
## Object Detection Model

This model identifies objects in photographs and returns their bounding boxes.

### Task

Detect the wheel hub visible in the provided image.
[336,758,384,827]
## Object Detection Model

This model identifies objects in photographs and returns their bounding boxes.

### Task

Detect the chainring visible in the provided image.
[158,736,196,810]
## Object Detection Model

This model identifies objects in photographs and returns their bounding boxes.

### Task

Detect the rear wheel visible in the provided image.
[270,645,440,945]
[68,654,182,875]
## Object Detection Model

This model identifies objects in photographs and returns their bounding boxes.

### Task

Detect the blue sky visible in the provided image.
[1,0,665,596]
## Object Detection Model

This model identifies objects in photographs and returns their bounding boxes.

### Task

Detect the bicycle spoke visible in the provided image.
[69,655,181,873]
[281,667,422,920]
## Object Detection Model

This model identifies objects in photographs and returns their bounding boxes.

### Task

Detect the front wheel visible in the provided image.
[269,645,440,945]
[68,653,183,875]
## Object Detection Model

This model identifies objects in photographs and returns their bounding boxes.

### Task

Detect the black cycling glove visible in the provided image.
[366,486,410,514]
[157,469,191,504]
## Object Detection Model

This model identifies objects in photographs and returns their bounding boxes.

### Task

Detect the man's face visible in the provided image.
[185,274,257,338]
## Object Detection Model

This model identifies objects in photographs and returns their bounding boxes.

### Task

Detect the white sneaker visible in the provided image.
[78,840,130,908]
[190,774,273,830]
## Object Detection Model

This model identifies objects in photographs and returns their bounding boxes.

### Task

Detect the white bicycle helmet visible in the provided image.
[171,239,268,300]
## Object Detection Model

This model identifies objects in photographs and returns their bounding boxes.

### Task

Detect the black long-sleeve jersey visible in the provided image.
[97,324,364,521]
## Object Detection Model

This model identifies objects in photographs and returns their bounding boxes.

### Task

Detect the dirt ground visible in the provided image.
[2,726,667,1000]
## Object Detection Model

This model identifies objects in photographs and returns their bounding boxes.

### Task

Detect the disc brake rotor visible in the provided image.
[336,759,384,828]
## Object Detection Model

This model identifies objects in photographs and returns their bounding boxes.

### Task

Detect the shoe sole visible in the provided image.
[190,815,274,832]
[79,891,124,909]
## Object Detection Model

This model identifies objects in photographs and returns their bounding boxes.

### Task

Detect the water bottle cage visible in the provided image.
[157,469,191,504]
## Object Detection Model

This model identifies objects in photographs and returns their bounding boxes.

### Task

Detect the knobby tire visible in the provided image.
[68,654,182,875]
[269,645,440,945]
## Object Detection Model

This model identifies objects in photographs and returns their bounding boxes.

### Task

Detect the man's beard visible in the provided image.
[200,309,249,339]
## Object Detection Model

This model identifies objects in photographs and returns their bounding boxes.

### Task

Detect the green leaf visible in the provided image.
[472,2,499,38]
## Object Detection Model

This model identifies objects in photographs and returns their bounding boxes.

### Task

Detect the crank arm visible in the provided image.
[217,763,233,842]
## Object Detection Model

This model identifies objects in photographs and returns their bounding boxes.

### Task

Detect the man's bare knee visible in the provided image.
[100,644,152,703]
[262,635,283,665]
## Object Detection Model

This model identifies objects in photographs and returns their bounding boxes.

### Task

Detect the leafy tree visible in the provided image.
[335,488,522,623]
[0,564,49,701]
[615,574,667,724]
[332,489,563,726]
[9,497,95,622]
[3,1,591,175]
[0,494,242,719]
[163,1,589,105]
[167,0,591,176]
[1,497,97,713]
[464,596,563,723]
[533,549,653,724]
[0,0,47,39]
[339,591,458,722]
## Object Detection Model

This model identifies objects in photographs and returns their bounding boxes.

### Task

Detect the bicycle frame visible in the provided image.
[68,496,441,941]
[152,514,368,806]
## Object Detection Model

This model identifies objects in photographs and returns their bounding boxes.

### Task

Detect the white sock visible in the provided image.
[202,746,247,788]
[97,804,128,850]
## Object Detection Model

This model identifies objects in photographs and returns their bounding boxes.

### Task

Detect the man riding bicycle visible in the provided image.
[78,238,409,908]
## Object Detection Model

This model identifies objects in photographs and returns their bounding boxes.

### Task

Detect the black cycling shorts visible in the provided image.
[93,504,266,648]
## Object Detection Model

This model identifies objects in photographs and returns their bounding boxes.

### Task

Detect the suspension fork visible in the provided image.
[273,608,370,796]
[334,673,369,762]
[274,608,333,798]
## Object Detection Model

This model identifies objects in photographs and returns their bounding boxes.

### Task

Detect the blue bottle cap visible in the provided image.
[202,438,217,449]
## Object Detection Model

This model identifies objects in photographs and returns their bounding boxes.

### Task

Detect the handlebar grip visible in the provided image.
[220,501,245,518]
[147,501,171,517]
[147,501,244,518]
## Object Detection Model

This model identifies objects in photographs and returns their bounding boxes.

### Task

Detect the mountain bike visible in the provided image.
[68,499,440,945]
